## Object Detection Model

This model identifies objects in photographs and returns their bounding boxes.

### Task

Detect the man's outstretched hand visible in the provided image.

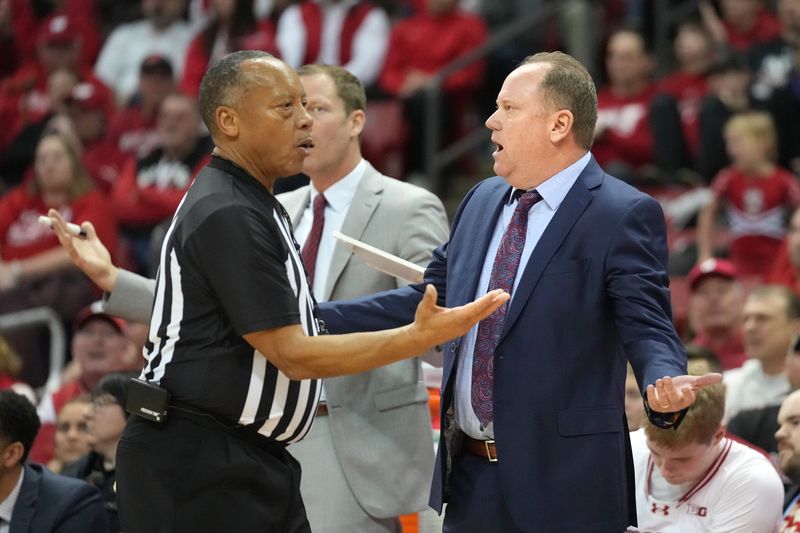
[47,209,119,292]
[646,373,724,413]
[410,285,509,352]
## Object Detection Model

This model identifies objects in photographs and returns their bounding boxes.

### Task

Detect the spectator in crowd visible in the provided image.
[106,55,177,161]
[724,285,799,421]
[63,81,124,194]
[696,51,753,180]
[0,390,107,532]
[0,0,103,75]
[180,0,279,98]
[630,382,783,532]
[769,205,800,294]
[593,28,658,182]
[29,303,129,465]
[656,19,715,171]
[63,372,136,533]
[686,343,725,376]
[111,92,212,275]
[378,0,488,177]
[0,131,117,385]
[749,0,800,105]
[764,46,800,175]
[700,0,781,53]
[697,111,800,277]
[45,395,91,474]
[94,0,193,104]
[686,258,747,369]
[0,334,35,403]
[776,388,800,528]
[728,329,800,456]
[0,13,113,187]
[276,0,390,86]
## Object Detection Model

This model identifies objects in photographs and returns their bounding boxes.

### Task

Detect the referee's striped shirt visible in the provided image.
[141,156,321,444]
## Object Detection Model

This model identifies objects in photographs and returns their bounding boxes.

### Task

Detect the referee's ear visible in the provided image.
[215,105,240,140]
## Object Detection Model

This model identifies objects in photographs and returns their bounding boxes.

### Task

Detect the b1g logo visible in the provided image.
[687,503,708,517]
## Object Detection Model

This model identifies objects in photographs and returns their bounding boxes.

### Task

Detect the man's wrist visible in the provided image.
[643,398,687,430]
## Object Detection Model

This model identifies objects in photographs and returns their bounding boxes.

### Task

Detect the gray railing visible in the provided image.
[0,307,65,393]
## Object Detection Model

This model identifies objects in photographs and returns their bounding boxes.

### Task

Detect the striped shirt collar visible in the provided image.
[0,467,24,525]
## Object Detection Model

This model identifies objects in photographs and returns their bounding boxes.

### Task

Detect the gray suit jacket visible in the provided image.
[105,161,449,517]
[277,161,448,516]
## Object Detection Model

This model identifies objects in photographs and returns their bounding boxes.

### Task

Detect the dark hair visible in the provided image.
[519,51,597,150]
[685,344,723,374]
[92,371,138,419]
[200,0,258,59]
[296,64,366,116]
[749,284,800,320]
[0,390,40,463]
[198,50,275,135]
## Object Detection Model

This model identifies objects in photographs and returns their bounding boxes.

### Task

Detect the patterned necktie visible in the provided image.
[472,190,542,428]
[301,193,327,287]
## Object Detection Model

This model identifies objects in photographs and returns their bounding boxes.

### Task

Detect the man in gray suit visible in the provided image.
[49,65,449,533]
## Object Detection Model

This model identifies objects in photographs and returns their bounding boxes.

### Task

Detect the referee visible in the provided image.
[112,51,508,533]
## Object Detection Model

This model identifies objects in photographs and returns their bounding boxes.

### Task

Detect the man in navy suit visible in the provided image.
[320,51,722,532]
[0,390,107,533]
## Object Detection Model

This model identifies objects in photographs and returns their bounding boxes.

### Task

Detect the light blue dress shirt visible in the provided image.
[454,152,592,440]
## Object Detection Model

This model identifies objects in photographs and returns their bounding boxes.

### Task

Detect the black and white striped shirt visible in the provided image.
[141,156,321,443]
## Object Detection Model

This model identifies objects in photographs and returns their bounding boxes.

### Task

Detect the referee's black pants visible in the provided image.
[116,414,310,533]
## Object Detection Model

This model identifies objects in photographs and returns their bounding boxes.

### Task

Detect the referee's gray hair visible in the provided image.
[198,50,275,135]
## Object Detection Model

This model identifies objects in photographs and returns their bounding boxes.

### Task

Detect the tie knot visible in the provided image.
[515,190,541,212]
[312,193,327,214]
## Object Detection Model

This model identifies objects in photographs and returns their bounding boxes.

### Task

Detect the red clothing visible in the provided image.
[379,10,487,97]
[766,239,800,294]
[111,138,212,228]
[594,85,657,170]
[180,21,278,98]
[691,332,747,370]
[657,71,709,157]
[106,106,160,160]
[82,140,127,195]
[0,186,118,261]
[711,166,800,276]
[724,9,782,52]
[29,380,87,465]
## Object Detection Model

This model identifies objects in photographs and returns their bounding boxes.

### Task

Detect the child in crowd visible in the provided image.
[697,111,800,277]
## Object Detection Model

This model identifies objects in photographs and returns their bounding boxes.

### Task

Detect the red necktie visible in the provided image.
[301,193,327,287]
[471,190,542,428]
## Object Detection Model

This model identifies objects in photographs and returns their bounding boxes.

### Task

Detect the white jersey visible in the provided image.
[628,429,783,533]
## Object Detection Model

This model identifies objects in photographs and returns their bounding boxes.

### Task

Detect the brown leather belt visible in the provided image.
[316,402,329,416]
[463,436,497,462]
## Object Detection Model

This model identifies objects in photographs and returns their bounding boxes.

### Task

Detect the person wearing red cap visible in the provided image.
[28,302,130,465]
[687,258,747,370]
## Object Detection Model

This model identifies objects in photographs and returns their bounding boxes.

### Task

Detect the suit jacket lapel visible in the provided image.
[284,188,310,227]
[451,180,508,308]
[499,159,602,342]
[323,163,382,301]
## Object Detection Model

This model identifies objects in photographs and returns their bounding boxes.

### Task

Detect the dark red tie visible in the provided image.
[301,193,327,287]
[471,190,542,428]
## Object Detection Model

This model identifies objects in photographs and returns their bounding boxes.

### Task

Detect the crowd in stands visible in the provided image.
[3,0,800,530]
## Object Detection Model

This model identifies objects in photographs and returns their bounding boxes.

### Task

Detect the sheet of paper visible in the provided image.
[332,231,425,284]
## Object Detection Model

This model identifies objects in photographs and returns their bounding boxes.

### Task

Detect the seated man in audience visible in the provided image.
[0,390,107,532]
[687,258,747,369]
[728,329,800,456]
[776,388,800,530]
[629,382,783,532]
[724,284,799,421]
[29,303,130,464]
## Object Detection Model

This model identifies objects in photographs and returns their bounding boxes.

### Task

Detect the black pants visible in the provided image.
[116,414,310,533]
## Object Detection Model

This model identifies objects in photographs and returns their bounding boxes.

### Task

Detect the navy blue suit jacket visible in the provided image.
[321,157,687,531]
[10,463,107,533]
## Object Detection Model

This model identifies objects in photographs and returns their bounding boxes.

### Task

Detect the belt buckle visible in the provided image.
[485,439,497,462]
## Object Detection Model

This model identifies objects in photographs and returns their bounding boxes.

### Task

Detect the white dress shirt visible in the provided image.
[454,152,591,440]
[276,0,389,85]
[0,468,24,533]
